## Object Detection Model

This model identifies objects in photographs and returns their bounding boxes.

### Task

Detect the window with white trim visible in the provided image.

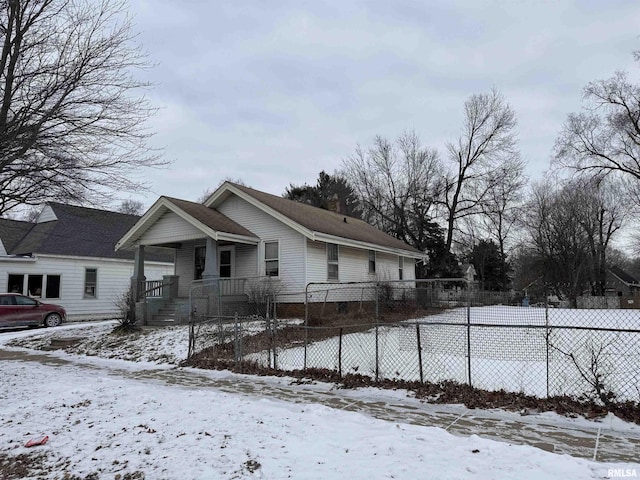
[327,243,339,281]
[368,250,376,274]
[7,273,60,298]
[264,241,279,277]
[84,268,97,298]
[398,256,404,280]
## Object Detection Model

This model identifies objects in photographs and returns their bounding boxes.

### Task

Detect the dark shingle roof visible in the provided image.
[10,203,171,262]
[163,197,258,239]
[230,184,423,255]
[610,266,640,286]
[0,218,33,252]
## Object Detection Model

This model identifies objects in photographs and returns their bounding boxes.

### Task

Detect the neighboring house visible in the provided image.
[460,264,478,286]
[116,182,425,320]
[606,266,640,297]
[0,203,174,321]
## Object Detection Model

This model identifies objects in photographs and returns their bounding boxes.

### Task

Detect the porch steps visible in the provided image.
[148,299,189,326]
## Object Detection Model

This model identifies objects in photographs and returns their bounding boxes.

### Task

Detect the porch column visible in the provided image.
[202,237,219,279]
[130,245,147,325]
[130,245,146,299]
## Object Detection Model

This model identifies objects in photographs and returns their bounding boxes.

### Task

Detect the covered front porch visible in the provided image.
[115,196,262,325]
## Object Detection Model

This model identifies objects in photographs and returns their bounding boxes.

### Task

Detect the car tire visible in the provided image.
[44,313,62,327]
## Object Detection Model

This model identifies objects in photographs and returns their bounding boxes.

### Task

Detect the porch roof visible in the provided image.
[116,197,259,250]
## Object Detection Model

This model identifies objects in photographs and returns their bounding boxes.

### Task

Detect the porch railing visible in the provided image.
[219,277,248,296]
[139,278,175,299]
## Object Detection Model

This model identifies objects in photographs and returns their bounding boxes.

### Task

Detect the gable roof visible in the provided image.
[0,218,33,253]
[164,197,257,239]
[609,266,640,286]
[6,203,171,262]
[116,196,259,250]
[205,182,424,257]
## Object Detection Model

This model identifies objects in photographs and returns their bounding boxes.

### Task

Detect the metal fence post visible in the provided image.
[304,284,309,370]
[545,300,550,398]
[416,322,423,384]
[338,327,343,378]
[375,283,380,382]
[233,313,239,365]
[272,295,278,370]
[467,282,472,387]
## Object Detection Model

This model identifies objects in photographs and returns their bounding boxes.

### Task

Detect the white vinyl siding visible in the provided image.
[0,255,172,321]
[234,244,258,278]
[306,242,415,283]
[217,194,305,294]
[138,211,205,245]
[36,205,57,223]
[175,241,199,298]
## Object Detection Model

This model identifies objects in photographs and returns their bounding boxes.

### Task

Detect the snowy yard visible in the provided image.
[0,320,639,478]
[246,306,640,401]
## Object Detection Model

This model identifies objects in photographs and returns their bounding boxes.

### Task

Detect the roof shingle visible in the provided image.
[8,203,171,262]
[230,183,423,255]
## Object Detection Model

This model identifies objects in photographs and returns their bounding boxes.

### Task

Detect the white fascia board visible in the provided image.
[116,197,260,250]
[162,202,260,245]
[312,232,425,260]
[36,253,172,266]
[115,197,169,250]
[215,232,260,245]
[0,255,37,262]
[207,183,315,239]
[202,182,231,208]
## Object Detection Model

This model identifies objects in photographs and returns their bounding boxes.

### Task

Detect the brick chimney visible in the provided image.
[327,194,341,214]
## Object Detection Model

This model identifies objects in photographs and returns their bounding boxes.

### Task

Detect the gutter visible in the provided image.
[0,255,37,262]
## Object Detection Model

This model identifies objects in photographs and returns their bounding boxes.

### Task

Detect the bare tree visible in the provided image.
[117,199,145,216]
[343,131,449,275]
[554,52,640,193]
[522,181,591,304]
[477,156,526,286]
[441,88,519,255]
[0,0,166,215]
[522,177,630,301]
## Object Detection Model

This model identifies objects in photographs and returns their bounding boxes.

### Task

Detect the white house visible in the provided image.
[0,203,174,321]
[116,182,425,322]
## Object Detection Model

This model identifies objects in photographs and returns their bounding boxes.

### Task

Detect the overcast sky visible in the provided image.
[124,0,640,207]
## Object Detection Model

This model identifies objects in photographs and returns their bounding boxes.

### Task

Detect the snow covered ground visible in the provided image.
[0,322,639,479]
[247,306,640,401]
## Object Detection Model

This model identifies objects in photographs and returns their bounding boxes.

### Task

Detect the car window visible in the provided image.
[15,295,37,306]
[0,296,15,306]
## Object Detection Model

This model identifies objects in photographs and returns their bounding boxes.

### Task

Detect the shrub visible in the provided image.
[113,288,140,333]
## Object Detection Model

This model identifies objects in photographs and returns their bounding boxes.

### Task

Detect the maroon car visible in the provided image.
[0,293,66,328]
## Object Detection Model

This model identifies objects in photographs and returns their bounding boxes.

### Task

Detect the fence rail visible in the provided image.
[187,279,640,405]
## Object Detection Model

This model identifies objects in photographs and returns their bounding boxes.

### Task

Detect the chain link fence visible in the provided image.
[186,278,640,404]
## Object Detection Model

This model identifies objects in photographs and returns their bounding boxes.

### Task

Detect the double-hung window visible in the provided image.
[327,243,339,281]
[84,268,97,298]
[264,241,279,277]
[398,256,404,280]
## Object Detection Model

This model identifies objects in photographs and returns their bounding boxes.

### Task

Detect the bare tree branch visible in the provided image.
[0,0,166,215]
